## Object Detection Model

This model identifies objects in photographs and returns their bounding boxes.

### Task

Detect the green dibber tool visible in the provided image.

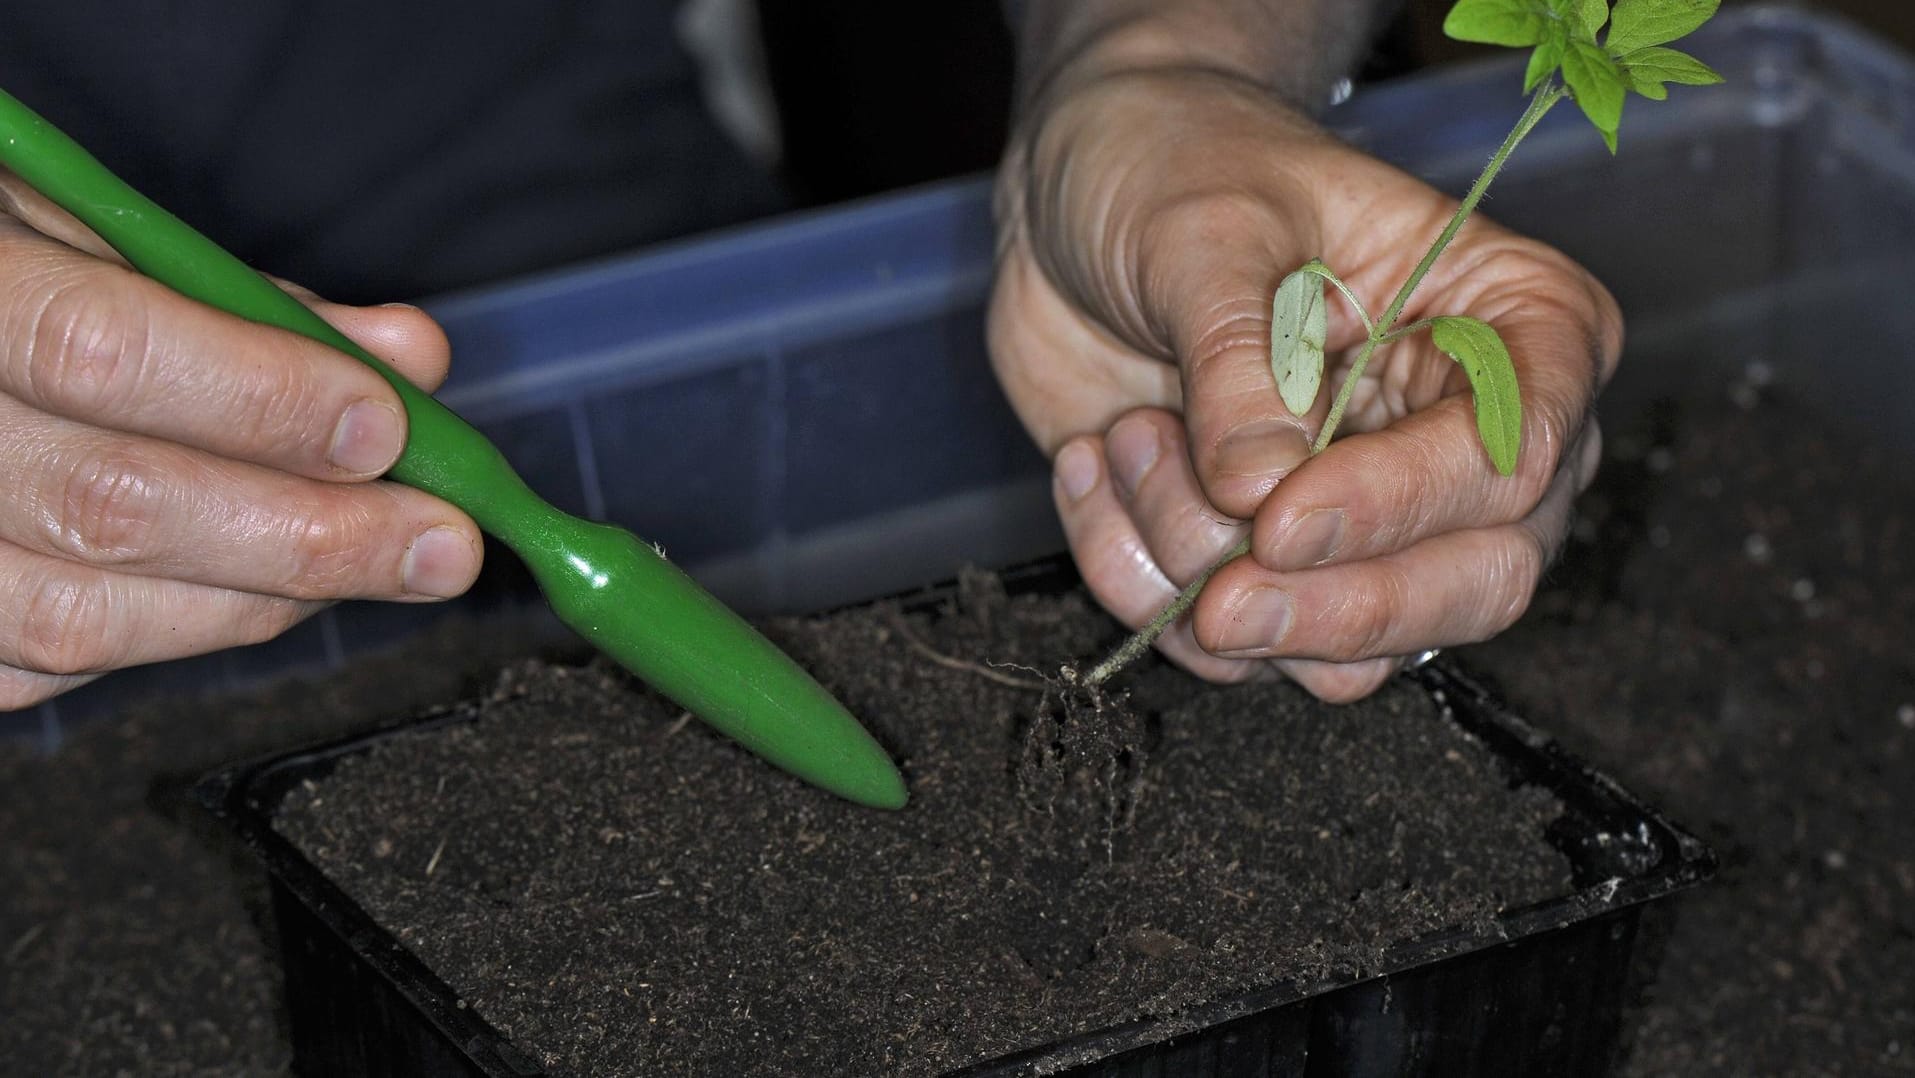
[0,88,907,810]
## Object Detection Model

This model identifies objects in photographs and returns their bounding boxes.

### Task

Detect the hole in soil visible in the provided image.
[1010,675,1159,858]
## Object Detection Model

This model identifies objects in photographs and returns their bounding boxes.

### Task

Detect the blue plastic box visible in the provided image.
[12,6,1913,747]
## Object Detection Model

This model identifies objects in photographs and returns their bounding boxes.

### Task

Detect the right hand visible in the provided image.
[0,169,483,710]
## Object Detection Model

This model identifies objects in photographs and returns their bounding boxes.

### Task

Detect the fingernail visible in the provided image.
[378,301,422,311]
[1106,417,1161,499]
[1214,585,1295,658]
[1273,508,1346,571]
[328,399,405,475]
[403,526,478,598]
[1055,441,1099,503]
[1216,419,1311,480]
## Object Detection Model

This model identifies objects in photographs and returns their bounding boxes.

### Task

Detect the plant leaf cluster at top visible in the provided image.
[1444,0,1724,151]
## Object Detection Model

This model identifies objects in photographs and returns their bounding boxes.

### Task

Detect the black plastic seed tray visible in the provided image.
[200,554,1711,1078]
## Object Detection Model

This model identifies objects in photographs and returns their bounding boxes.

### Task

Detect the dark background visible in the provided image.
[763,0,1915,207]
[1403,0,1915,61]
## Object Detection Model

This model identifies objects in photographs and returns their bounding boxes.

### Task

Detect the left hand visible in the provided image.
[988,66,1620,701]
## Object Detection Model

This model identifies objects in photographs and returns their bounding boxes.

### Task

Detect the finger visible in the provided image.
[0,397,483,601]
[1273,656,1400,704]
[1256,324,1605,573]
[1058,428,1373,692]
[1193,444,1588,663]
[985,244,1182,454]
[1137,194,1322,521]
[1102,409,1245,584]
[312,301,451,393]
[1157,619,1273,686]
[1258,267,1613,571]
[0,220,414,480]
[0,538,321,677]
[0,167,127,264]
[1054,435,1264,684]
[0,663,97,712]
[265,275,452,394]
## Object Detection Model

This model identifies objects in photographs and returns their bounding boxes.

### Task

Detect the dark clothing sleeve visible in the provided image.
[1,0,784,302]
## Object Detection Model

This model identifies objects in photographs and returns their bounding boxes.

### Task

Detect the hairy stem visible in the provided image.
[1315,83,1566,453]
[1300,261,1374,335]
[1084,83,1567,685]
[1085,536,1251,686]
[1376,318,1435,346]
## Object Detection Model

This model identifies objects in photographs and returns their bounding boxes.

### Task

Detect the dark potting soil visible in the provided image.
[273,580,1571,1077]
[0,612,553,1076]
[1467,369,1915,1075]
[3,364,1912,1076]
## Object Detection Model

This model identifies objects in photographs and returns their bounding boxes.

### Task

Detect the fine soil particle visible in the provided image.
[1466,370,1915,1077]
[2,366,1911,1076]
[0,613,551,1076]
[275,578,1570,1077]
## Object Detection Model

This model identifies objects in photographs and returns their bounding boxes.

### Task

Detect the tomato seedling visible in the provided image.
[1084,0,1722,685]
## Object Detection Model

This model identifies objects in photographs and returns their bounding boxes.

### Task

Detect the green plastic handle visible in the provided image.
[0,88,906,810]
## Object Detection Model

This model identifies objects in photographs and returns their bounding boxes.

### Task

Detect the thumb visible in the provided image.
[1141,196,1323,520]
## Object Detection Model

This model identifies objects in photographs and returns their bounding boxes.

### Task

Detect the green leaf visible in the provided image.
[1443,0,1550,46]
[1524,35,1566,91]
[1574,0,1610,40]
[1270,265,1328,417]
[1604,0,1718,55]
[1544,0,1604,40]
[1618,46,1724,99]
[1429,316,1523,476]
[1562,39,1628,152]
[1625,70,1668,100]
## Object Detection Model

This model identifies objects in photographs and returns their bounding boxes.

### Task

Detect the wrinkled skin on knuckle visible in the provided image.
[1513,407,1570,511]
[1358,431,1443,544]
[227,353,328,453]
[1485,531,1547,640]
[1257,434,1413,563]
[1136,185,1312,351]
[50,447,164,564]
[1136,189,1274,268]
[1179,302,1277,385]
[1336,566,1412,662]
[1175,300,1289,434]
[990,136,1032,253]
[1514,354,1604,501]
[1018,84,1145,338]
[1469,242,1620,406]
[17,272,151,418]
[16,572,118,676]
[1575,264,1625,387]
[1023,72,1319,358]
[276,495,385,599]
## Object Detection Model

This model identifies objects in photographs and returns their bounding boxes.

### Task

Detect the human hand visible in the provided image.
[0,170,481,709]
[989,66,1619,701]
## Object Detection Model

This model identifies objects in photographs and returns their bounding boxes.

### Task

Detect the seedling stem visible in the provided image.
[1315,84,1567,453]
